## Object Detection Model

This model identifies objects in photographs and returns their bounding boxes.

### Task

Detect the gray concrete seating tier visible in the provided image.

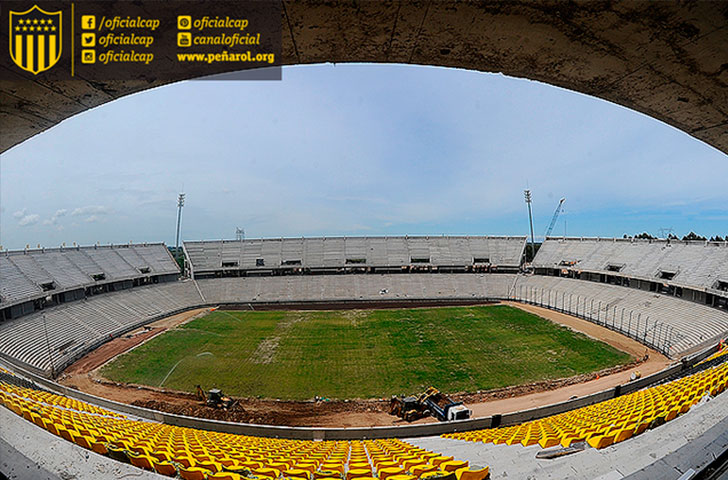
[0,244,180,309]
[184,236,527,274]
[534,237,728,294]
[196,273,516,304]
[515,275,728,356]
[0,281,203,373]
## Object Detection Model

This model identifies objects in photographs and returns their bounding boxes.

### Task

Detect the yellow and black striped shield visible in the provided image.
[9,5,62,75]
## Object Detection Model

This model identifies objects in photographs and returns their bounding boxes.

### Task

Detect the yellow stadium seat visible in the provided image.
[454,467,489,480]
[430,457,454,468]
[388,475,417,480]
[179,466,209,480]
[285,468,312,480]
[127,453,155,470]
[411,464,437,478]
[174,455,197,468]
[207,473,244,480]
[297,462,318,471]
[587,433,615,449]
[152,459,178,477]
[378,467,406,480]
[346,468,372,480]
[319,465,344,474]
[420,471,457,480]
[440,461,468,473]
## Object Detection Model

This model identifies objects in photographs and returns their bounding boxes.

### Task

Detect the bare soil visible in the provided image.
[58,302,671,427]
[63,308,213,376]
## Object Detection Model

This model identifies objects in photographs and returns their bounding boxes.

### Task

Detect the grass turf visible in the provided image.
[101,305,633,400]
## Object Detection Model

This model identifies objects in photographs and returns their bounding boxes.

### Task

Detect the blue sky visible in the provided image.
[1,63,726,250]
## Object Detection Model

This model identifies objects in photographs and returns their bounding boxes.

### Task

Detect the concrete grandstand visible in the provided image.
[1,234,728,479]
[0,243,180,321]
[3,0,727,475]
[535,237,728,309]
[183,236,527,277]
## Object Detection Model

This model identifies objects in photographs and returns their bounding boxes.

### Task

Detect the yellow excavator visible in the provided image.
[196,385,234,409]
[390,393,428,422]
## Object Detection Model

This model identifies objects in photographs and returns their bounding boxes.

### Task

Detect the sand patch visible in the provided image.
[250,313,306,364]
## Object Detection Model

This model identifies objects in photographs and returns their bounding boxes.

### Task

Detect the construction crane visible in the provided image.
[544,198,566,238]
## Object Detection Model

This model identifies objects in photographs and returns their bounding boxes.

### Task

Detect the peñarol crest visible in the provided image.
[9,5,62,75]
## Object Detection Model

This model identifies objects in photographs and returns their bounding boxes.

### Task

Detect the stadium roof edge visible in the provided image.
[0,242,170,255]
[184,235,529,244]
[543,237,728,247]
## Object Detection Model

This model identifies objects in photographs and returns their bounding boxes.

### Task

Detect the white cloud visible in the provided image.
[12,208,41,227]
[71,205,109,216]
[43,209,68,225]
[85,215,101,223]
[18,214,40,226]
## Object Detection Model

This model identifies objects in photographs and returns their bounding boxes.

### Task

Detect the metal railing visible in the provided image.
[511,284,677,357]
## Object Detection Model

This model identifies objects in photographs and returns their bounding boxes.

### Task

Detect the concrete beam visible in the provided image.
[1,1,727,154]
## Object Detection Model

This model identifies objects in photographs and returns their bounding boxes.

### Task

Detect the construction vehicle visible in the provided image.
[390,394,429,422]
[544,197,566,238]
[421,387,471,421]
[390,387,471,422]
[196,385,234,409]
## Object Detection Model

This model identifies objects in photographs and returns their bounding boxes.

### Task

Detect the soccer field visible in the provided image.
[101,305,633,400]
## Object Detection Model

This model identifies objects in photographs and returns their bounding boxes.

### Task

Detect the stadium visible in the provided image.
[2,1,728,480]
[1,234,728,478]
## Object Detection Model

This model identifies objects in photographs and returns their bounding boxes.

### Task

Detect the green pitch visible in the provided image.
[101,305,632,400]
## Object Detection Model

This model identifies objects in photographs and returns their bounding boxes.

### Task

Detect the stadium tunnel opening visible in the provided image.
[1,1,726,155]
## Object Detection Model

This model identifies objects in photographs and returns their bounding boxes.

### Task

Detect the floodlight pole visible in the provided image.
[524,190,536,261]
[175,193,186,264]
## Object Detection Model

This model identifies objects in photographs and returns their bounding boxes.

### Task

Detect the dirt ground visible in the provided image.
[63,308,213,376]
[58,303,671,427]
